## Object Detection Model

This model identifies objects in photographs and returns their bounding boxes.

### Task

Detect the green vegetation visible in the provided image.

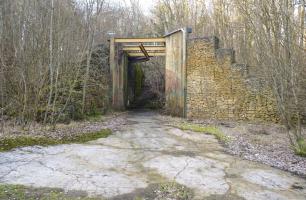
[71,129,111,143]
[0,136,59,152]
[158,182,193,200]
[0,184,101,200]
[85,113,105,122]
[132,182,193,200]
[134,64,144,98]
[294,138,306,157]
[0,183,192,200]
[0,129,111,152]
[174,123,230,143]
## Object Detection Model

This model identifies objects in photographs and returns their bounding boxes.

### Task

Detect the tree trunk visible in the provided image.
[44,0,54,124]
[300,0,305,48]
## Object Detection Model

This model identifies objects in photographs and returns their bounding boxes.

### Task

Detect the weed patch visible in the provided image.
[294,138,306,157]
[157,182,193,200]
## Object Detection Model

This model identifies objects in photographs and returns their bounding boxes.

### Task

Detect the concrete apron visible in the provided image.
[0,111,306,199]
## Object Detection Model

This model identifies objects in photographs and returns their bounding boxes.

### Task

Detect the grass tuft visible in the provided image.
[294,138,306,157]
[0,129,112,152]
[69,129,112,143]
[174,123,230,143]
[158,182,193,200]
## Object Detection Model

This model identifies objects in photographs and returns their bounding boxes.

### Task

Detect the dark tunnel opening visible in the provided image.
[126,57,165,110]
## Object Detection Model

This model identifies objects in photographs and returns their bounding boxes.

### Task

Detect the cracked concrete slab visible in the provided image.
[241,169,296,190]
[143,155,229,197]
[0,111,306,199]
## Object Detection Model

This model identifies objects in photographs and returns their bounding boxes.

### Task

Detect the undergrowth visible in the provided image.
[0,129,111,152]
[174,123,230,143]
[294,138,306,157]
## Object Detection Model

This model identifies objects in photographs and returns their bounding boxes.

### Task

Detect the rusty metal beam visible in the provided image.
[139,43,150,59]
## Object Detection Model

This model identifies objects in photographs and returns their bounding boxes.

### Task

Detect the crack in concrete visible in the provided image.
[173,158,190,181]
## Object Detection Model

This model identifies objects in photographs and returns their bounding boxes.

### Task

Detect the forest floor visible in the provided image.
[0,111,306,200]
[0,112,127,151]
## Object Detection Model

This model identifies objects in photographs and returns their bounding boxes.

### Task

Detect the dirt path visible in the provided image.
[0,111,306,199]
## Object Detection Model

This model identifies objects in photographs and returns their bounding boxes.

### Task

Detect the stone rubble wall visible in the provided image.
[186,37,279,122]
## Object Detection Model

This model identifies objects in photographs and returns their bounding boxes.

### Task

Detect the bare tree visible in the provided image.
[82,0,105,114]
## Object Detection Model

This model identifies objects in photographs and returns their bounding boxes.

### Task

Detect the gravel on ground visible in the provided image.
[160,115,306,177]
[0,112,128,140]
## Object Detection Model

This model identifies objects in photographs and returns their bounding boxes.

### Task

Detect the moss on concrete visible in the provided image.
[174,123,230,143]
[0,129,112,152]
[0,184,102,200]
[134,64,144,98]
[110,182,193,200]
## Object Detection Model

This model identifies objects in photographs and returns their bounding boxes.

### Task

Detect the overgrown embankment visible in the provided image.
[1,44,111,125]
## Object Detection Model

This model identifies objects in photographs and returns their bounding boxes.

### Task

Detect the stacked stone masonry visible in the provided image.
[186,37,279,122]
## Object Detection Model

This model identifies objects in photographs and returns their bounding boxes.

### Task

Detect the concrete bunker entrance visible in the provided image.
[110,28,280,122]
[110,28,188,117]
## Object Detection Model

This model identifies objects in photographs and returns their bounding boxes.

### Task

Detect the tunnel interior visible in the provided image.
[127,58,165,110]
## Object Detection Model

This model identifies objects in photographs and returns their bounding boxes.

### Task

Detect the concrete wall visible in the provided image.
[110,40,128,110]
[186,37,279,122]
[165,29,187,117]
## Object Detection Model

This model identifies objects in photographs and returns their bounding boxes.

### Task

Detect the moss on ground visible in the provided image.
[0,129,112,152]
[0,184,102,200]
[110,182,193,200]
[157,182,193,200]
[174,123,230,143]
[85,113,105,122]
[134,64,144,98]
[294,138,306,157]
[0,182,192,200]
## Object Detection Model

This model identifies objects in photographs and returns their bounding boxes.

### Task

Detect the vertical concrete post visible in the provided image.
[111,41,127,110]
[182,28,188,118]
[110,37,115,103]
[164,28,188,117]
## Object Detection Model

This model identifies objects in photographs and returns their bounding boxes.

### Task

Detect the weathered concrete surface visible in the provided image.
[165,29,187,117]
[0,111,306,199]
